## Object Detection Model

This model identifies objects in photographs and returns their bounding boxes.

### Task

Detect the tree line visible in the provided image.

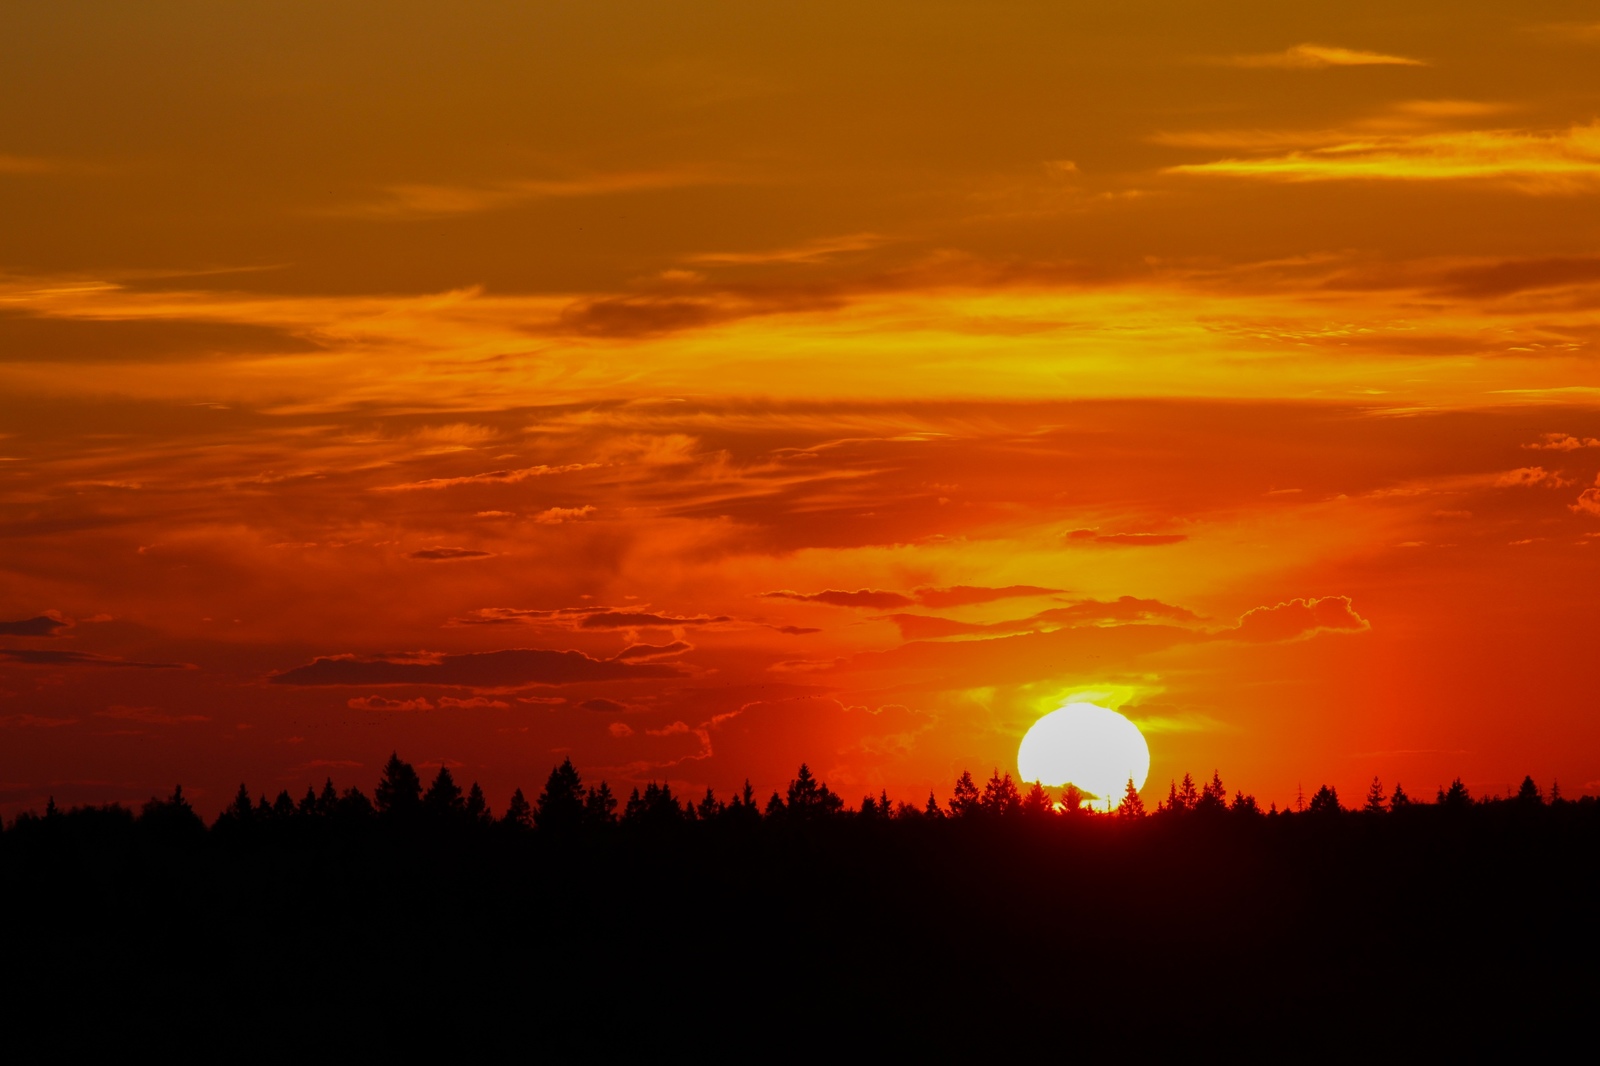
[4,754,1588,843]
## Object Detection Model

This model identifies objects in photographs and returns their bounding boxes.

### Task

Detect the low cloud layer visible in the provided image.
[272,648,682,688]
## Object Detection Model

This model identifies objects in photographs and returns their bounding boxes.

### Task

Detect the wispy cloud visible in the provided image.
[335,169,728,219]
[686,233,884,266]
[1218,43,1427,69]
[1168,122,1600,192]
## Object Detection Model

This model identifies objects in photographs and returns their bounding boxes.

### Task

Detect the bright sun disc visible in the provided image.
[1017,702,1150,809]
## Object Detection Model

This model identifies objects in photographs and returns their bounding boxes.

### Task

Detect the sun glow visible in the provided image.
[1017,702,1151,810]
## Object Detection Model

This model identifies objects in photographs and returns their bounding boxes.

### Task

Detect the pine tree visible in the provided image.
[1198,771,1226,812]
[923,791,942,818]
[1389,782,1411,808]
[787,764,822,815]
[949,771,981,818]
[501,787,533,829]
[535,758,586,831]
[582,781,617,826]
[1438,778,1471,810]
[1020,781,1055,817]
[297,786,318,817]
[1230,791,1260,816]
[1363,777,1387,814]
[317,778,338,817]
[272,790,295,820]
[228,783,255,825]
[979,770,1022,816]
[423,765,465,817]
[465,782,491,824]
[1118,779,1146,819]
[1308,785,1341,814]
[697,786,721,821]
[1515,776,1542,807]
[1061,783,1085,813]
[1177,773,1200,811]
[375,753,423,818]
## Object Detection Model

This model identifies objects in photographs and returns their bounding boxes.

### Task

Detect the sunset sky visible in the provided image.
[4,1,1600,816]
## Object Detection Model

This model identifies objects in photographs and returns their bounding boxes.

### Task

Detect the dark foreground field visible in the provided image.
[4,793,1596,1058]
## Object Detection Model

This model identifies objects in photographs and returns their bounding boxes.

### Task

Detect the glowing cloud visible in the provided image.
[1220,43,1427,68]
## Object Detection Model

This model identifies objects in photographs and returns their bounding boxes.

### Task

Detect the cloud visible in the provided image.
[908,585,1064,608]
[1495,467,1558,488]
[646,720,691,737]
[613,641,693,661]
[408,547,494,560]
[347,695,436,711]
[1085,533,1189,547]
[437,695,511,709]
[1525,433,1600,451]
[766,624,823,635]
[1231,596,1370,643]
[1573,477,1600,517]
[883,596,1203,640]
[378,462,598,491]
[1220,44,1427,69]
[578,611,729,629]
[338,169,723,219]
[95,705,209,725]
[0,310,323,364]
[0,649,189,669]
[0,614,70,637]
[1167,123,1600,192]
[608,722,635,738]
[534,505,596,523]
[763,588,917,609]
[686,233,884,265]
[0,714,79,729]
[271,648,682,687]
[578,697,630,713]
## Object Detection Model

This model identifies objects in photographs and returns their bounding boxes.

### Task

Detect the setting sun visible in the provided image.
[1017,702,1151,810]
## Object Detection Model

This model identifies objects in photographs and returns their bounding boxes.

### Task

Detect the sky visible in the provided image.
[4,1,1600,816]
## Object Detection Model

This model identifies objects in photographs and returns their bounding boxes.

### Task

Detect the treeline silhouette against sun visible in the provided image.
[5,756,1596,1056]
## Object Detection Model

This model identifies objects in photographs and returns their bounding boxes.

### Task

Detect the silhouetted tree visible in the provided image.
[980,770,1022,816]
[424,766,466,818]
[139,785,205,842]
[316,778,338,817]
[226,783,255,826]
[783,764,843,819]
[1307,785,1341,815]
[272,790,295,820]
[1363,777,1387,813]
[697,787,722,821]
[336,786,376,823]
[1230,791,1260,816]
[297,786,319,817]
[375,753,423,818]
[1198,771,1226,812]
[585,781,618,826]
[624,782,683,827]
[536,758,586,831]
[1515,775,1543,807]
[949,771,981,818]
[860,793,885,819]
[764,791,786,818]
[1061,783,1085,813]
[1550,779,1563,804]
[501,788,533,830]
[1118,779,1146,819]
[465,782,491,824]
[1021,781,1054,817]
[1390,782,1411,809]
[1438,778,1471,810]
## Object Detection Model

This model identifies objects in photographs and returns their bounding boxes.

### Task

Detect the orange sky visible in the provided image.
[4,1,1600,816]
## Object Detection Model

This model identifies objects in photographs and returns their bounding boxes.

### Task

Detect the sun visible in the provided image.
[1017,702,1150,810]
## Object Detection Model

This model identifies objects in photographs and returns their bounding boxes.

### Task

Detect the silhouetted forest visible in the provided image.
[4,758,1597,1055]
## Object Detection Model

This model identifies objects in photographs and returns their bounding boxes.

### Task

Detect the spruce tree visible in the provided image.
[501,787,533,829]
[949,771,981,818]
[375,753,423,818]
[1118,779,1146,819]
[535,758,586,831]
[1363,777,1387,813]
